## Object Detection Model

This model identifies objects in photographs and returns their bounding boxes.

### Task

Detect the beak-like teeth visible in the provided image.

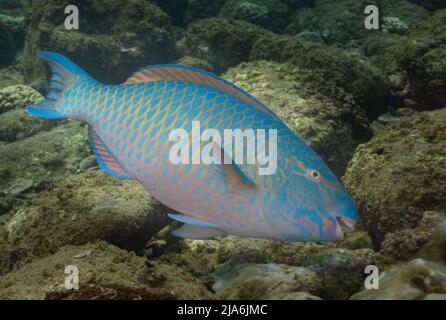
[335,223,344,240]
[343,217,356,232]
[336,216,356,232]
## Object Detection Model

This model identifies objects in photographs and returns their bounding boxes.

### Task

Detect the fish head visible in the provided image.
[293,158,358,241]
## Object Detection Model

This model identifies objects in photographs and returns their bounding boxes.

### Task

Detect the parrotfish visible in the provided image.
[26,51,358,242]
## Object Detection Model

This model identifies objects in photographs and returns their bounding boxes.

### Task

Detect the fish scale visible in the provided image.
[26,51,358,242]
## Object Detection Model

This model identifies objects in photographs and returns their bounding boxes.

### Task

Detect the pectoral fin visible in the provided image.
[207,141,256,192]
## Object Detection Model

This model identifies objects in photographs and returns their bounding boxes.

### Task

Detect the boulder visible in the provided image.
[219,0,290,32]
[0,241,213,299]
[351,258,446,299]
[22,0,176,91]
[0,170,169,275]
[343,109,446,246]
[178,18,272,73]
[0,121,90,215]
[391,9,446,109]
[213,262,322,299]
[250,35,391,118]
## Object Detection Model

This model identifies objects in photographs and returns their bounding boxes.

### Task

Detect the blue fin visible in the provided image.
[26,51,91,119]
[88,127,132,179]
[26,104,64,119]
[168,213,220,228]
[172,224,224,240]
[125,64,281,120]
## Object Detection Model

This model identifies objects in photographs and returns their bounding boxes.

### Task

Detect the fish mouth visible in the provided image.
[335,216,356,240]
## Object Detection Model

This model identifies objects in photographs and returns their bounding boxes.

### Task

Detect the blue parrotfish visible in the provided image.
[26,51,358,242]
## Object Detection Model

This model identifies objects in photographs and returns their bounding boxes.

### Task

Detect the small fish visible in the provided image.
[27,51,357,242]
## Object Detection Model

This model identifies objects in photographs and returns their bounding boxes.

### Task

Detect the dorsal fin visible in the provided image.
[125,64,279,119]
[88,127,132,179]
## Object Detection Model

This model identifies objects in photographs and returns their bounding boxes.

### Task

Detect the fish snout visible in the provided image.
[334,216,356,240]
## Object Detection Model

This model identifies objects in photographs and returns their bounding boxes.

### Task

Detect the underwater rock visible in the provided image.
[179,18,272,73]
[0,16,16,67]
[0,85,42,114]
[223,60,371,175]
[284,0,427,44]
[0,241,213,299]
[338,230,373,250]
[153,0,189,27]
[0,121,90,215]
[0,84,52,142]
[78,155,98,172]
[407,0,446,10]
[351,258,446,299]
[219,0,290,33]
[0,13,25,50]
[284,0,376,44]
[0,65,24,89]
[0,108,56,142]
[389,9,446,109]
[250,35,390,119]
[159,235,334,281]
[379,211,445,263]
[213,262,322,299]
[22,0,176,91]
[0,0,28,16]
[184,0,226,24]
[175,55,215,73]
[303,248,377,299]
[0,170,169,275]
[343,109,446,246]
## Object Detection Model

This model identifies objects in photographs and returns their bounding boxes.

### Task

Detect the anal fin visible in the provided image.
[88,127,132,179]
[168,213,219,228]
[172,224,224,240]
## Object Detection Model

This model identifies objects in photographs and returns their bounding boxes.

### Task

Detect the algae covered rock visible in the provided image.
[0,17,16,67]
[408,0,446,10]
[0,65,24,89]
[391,9,446,109]
[0,108,57,142]
[184,0,226,24]
[0,170,169,275]
[22,0,176,90]
[153,0,189,26]
[0,85,53,142]
[0,241,213,300]
[0,12,25,50]
[351,258,446,300]
[0,85,42,114]
[223,60,371,175]
[0,121,90,215]
[250,35,390,118]
[179,18,272,73]
[158,235,333,280]
[379,211,446,263]
[213,262,322,299]
[303,248,377,299]
[219,0,290,32]
[285,0,427,44]
[343,109,446,246]
[176,55,215,73]
[285,0,377,44]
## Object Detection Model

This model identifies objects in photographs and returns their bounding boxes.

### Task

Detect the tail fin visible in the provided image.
[26,51,90,119]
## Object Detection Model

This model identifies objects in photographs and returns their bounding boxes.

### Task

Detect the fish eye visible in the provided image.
[309,170,321,181]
